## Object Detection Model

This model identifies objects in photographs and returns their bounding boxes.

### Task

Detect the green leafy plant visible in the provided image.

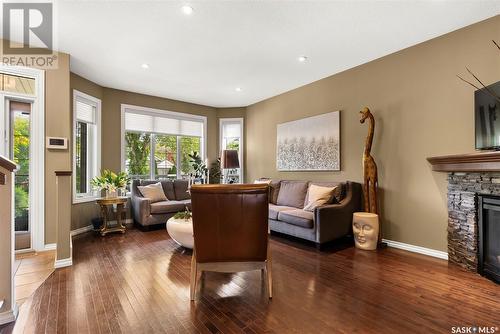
[91,169,130,192]
[173,207,192,220]
[14,186,28,218]
[209,158,222,184]
[188,151,207,178]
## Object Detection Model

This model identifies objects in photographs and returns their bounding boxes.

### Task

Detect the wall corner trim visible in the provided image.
[54,257,73,269]
[44,243,57,251]
[382,239,449,260]
[0,304,19,325]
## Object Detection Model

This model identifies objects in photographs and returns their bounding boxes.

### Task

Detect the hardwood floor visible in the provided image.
[14,250,55,306]
[2,228,499,334]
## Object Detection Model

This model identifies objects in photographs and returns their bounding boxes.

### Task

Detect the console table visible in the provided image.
[96,197,128,236]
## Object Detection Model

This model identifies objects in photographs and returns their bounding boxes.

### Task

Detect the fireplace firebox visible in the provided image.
[478,195,500,284]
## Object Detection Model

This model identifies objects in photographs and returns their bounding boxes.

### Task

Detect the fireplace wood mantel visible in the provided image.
[427,151,500,172]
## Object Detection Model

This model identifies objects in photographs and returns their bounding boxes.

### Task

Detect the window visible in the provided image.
[121,105,206,181]
[73,90,101,203]
[220,118,244,183]
[0,73,35,95]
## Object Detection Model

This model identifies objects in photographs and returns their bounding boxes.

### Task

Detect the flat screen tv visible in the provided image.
[475,80,500,150]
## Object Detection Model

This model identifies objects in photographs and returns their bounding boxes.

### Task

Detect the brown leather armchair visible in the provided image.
[189,184,272,301]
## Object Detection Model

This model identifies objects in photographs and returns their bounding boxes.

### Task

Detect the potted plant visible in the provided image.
[188,151,208,180]
[172,207,192,221]
[91,169,130,198]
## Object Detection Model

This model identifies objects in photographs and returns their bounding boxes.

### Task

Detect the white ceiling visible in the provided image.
[55,1,499,108]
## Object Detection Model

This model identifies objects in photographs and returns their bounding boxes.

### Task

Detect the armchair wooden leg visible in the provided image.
[190,250,198,301]
[266,247,273,299]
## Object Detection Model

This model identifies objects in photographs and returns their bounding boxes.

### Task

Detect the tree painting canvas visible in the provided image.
[276,111,340,171]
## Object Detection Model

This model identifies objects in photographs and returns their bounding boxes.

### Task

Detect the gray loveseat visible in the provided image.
[131,179,191,228]
[267,180,362,249]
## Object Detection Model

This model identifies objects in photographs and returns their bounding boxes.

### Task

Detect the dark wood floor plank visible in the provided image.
[6,227,500,334]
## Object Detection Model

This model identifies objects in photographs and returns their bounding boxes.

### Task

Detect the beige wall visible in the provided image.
[69,74,224,230]
[246,16,500,252]
[101,88,219,172]
[70,73,103,230]
[55,174,72,260]
[45,52,71,244]
[0,41,72,247]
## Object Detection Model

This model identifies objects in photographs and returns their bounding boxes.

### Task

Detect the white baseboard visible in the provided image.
[382,239,448,260]
[70,219,133,237]
[54,257,73,269]
[70,225,93,236]
[0,304,18,325]
[44,243,56,251]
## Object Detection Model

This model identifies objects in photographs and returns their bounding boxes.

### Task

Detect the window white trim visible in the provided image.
[72,90,101,204]
[120,104,207,177]
[219,117,244,182]
[0,64,45,252]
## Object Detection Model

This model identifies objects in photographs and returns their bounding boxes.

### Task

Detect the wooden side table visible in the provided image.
[96,197,128,236]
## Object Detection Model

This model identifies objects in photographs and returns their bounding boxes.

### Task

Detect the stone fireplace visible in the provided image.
[428,151,500,282]
[447,172,500,271]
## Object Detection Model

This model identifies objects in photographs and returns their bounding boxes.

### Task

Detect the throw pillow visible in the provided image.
[303,184,337,212]
[276,181,308,208]
[137,182,168,203]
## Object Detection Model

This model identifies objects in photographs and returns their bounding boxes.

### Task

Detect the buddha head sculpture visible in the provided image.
[352,213,379,250]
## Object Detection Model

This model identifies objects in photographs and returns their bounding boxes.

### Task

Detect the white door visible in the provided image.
[0,68,45,252]
[1,98,33,250]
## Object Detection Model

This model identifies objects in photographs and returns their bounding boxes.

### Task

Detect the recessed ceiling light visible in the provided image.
[298,56,308,62]
[181,5,194,15]
[235,87,242,92]
[141,63,149,69]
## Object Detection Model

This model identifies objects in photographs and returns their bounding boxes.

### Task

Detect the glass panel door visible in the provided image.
[9,101,32,250]
[220,119,243,183]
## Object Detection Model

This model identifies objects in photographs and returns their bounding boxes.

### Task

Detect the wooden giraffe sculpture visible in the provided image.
[359,107,378,215]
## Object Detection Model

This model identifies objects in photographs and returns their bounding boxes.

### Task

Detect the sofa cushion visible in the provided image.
[137,180,175,200]
[173,180,191,200]
[161,180,176,200]
[269,204,296,220]
[150,200,187,214]
[254,178,281,204]
[306,182,344,205]
[137,182,167,203]
[278,209,314,229]
[303,184,338,212]
[269,180,281,204]
[276,181,308,208]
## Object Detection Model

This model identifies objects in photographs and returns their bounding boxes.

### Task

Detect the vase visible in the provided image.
[106,189,118,198]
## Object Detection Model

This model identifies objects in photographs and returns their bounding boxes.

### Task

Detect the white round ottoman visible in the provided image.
[166,217,194,249]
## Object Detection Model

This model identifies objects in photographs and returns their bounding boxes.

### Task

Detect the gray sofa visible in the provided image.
[131,179,191,228]
[267,180,362,249]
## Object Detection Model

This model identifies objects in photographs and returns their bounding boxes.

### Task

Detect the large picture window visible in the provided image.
[121,105,206,181]
[73,90,101,203]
